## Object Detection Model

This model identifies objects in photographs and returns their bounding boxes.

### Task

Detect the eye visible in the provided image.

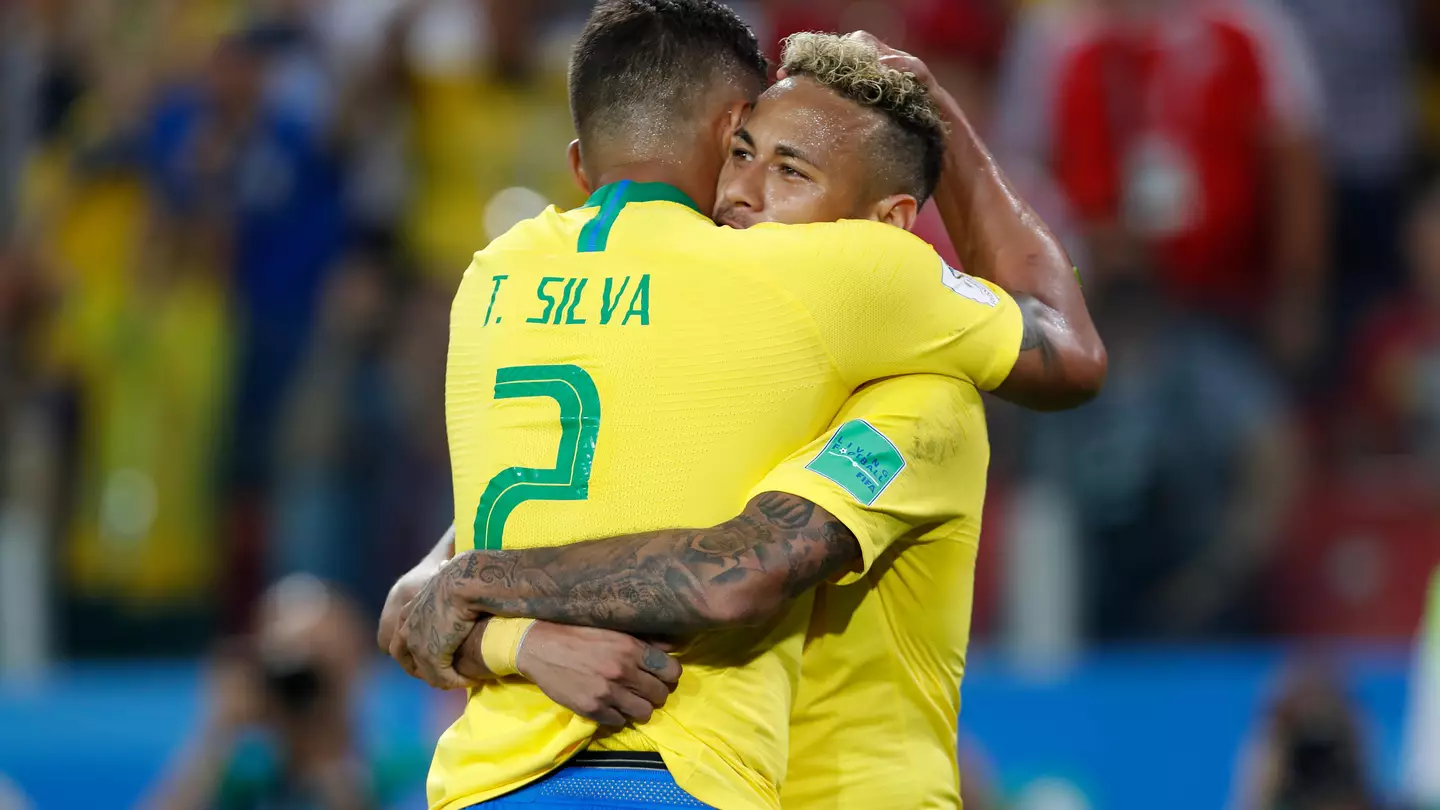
[731,147,753,162]
[779,164,810,180]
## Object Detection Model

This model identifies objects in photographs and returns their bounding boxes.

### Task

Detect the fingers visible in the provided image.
[878,53,922,74]
[427,664,474,691]
[617,642,677,717]
[454,623,489,681]
[405,626,468,690]
[410,640,471,691]
[376,618,391,654]
[842,30,933,85]
[390,620,473,690]
[377,595,413,653]
[609,686,656,725]
[643,636,684,654]
[639,645,682,688]
[845,30,885,50]
[623,669,672,712]
[585,705,628,728]
[389,628,420,679]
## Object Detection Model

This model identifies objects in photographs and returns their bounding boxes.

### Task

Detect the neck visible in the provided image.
[589,160,714,214]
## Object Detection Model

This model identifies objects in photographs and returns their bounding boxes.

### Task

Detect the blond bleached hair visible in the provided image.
[779,32,946,200]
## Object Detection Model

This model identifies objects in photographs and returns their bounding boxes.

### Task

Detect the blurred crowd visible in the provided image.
[1,0,1439,660]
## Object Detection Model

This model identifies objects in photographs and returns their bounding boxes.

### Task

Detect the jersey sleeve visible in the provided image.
[748,375,986,584]
[786,221,1025,391]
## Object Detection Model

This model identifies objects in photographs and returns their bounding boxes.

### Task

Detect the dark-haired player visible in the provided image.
[390,3,1103,809]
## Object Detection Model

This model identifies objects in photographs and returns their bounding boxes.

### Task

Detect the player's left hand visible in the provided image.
[845,31,936,92]
[392,555,485,690]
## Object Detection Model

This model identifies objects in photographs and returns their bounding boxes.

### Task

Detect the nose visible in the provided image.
[721,160,764,214]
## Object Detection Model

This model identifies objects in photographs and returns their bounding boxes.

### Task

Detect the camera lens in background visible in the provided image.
[261,656,324,715]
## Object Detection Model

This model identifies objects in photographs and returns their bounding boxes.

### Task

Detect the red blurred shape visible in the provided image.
[1268,460,1440,640]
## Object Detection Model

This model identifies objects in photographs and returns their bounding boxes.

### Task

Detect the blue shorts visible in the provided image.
[466,762,712,809]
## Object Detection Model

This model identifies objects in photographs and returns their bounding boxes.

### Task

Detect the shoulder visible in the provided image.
[853,374,981,416]
[739,220,940,268]
[475,205,572,256]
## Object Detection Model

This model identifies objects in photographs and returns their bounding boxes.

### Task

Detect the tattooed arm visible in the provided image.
[458,492,854,634]
[395,493,858,688]
[857,34,1106,410]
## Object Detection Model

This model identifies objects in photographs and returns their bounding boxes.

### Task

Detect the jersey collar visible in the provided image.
[583,181,703,215]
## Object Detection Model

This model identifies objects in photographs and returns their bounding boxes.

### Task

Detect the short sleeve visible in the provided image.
[781,221,1024,391]
[749,375,989,584]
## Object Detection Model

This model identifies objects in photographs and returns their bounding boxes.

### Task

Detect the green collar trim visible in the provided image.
[582,181,702,214]
[577,181,704,253]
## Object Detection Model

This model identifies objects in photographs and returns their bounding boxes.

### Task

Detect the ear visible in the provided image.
[873,194,919,231]
[567,140,591,195]
[723,102,751,142]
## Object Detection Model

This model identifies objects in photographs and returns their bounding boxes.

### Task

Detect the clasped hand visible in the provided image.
[383,556,682,726]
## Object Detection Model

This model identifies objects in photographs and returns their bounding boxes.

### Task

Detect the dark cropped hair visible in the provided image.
[569,0,768,146]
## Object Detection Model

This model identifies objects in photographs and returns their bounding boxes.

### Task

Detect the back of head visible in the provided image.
[781,32,946,203]
[569,0,767,167]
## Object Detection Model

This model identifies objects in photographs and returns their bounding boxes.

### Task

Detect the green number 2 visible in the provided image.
[474,364,601,550]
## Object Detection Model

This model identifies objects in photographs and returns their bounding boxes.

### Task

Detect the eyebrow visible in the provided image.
[774,143,817,166]
[737,127,820,167]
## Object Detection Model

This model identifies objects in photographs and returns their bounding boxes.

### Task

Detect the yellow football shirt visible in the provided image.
[435,181,1021,810]
[751,376,993,809]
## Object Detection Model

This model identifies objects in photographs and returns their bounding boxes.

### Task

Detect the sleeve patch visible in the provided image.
[804,420,907,506]
[940,260,1000,307]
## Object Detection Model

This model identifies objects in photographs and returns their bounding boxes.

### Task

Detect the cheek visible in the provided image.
[764,184,843,225]
[716,163,739,193]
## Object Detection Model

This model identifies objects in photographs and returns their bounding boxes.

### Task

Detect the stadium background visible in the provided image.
[0,0,1436,808]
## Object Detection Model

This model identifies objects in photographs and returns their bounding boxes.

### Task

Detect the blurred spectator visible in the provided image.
[1231,662,1381,810]
[0,0,38,240]
[144,575,424,810]
[998,0,1313,639]
[1026,278,1300,639]
[245,0,342,133]
[146,32,345,493]
[403,0,580,279]
[1346,179,1440,471]
[329,0,420,243]
[1284,0,1413,349]
[997,0,1328,379]
[8,7,233,629]
[1415,0,1440,171]
[366,278,456,611]
[270,243,408,613]
[141,31,346,622]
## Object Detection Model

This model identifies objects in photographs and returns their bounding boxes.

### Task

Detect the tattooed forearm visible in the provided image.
[1015,292,1061,370]
[441,492,860,636]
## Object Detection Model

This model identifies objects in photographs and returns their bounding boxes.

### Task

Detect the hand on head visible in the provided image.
[774,31,936,93]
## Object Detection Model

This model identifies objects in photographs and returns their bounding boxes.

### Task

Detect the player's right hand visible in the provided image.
[392,558,484,691]
[514,623,683,727]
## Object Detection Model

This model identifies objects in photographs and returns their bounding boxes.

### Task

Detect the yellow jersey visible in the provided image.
[752,376,993,809]
[435,181,1022,810]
